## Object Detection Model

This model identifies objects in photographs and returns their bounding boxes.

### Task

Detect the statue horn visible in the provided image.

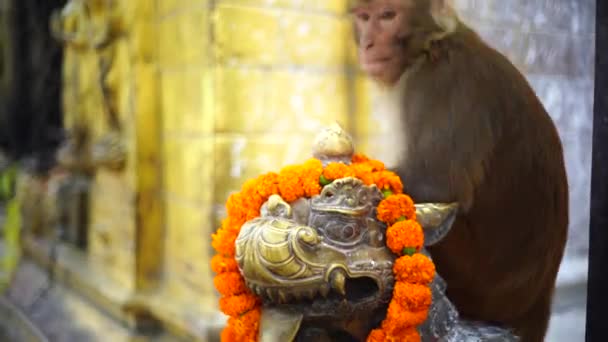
[415,203,459,246]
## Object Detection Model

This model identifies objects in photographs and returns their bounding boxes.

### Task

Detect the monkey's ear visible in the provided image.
[429,0,458,33]
[430,0,452,15]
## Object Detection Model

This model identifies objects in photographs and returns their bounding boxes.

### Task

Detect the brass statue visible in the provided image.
[234,125,519,341]
[237,178,393,341]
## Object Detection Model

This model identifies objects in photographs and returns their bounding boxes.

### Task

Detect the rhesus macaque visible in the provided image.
[350,0,569,341]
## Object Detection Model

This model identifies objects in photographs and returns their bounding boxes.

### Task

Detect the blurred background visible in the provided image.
[0,0,595,341]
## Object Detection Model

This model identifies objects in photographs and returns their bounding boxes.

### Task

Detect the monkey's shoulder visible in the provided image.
[405,29,551,129]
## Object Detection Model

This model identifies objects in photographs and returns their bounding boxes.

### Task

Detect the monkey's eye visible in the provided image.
[379,10,396,20]
[356,12,370,21]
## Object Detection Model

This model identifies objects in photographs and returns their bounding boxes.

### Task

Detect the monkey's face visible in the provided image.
[351,0,411,85]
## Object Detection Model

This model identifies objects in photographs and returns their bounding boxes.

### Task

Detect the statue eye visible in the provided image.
[341,224,357,240]
[325,221,362,244]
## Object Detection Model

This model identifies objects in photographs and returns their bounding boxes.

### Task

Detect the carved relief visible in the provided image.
[47,0,127,247]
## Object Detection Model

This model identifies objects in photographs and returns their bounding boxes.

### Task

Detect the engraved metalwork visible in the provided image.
[311,123,354,166]
[235,126,520,341]
[236,178,393,341]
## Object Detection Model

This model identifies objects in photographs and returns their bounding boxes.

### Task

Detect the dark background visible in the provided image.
[0,0,66,172]
[586,1,608,341]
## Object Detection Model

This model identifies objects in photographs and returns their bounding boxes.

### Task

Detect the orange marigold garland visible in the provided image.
[211,154,436,341]
[386,220,424,255]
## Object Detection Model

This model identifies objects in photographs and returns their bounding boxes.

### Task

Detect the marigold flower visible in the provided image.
[220,324,237,342]
[384,301,429,330]
[386,220,424,254]
[220,217,243,232]
[352,154,385,171]
[241,178,260,197]
[392,282,432,311]
[225,193,248,223]
[363,160,386,173]
[323,162,356,180]
[385,327,420,342]
[211,254,239,274]
[377,194,416,224]
[351,153,370,163]
[278,165,305,202]
[303,158,323,173]
[350,163,376,185]
[231,308,261,337]
[393,254,436,284]
[373,170,404,194]
[302,178,322,197]
[239,330,258,342]
[219,293,261,317]
[214,272,249,296]
[239,181,265,212]
[211,228,238,257]
[255,172,280,199]
[245,208,262,221]
[301,159,323,196]
[366,329,386,342]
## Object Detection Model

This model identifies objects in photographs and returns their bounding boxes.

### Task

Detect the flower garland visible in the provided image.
[211,154,436,342]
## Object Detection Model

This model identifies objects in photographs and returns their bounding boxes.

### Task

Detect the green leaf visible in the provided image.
[402,247,416,256]
[319,175,332,186]
[382,189,393,198]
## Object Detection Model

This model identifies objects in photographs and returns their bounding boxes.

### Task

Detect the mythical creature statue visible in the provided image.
[234,125,520,341]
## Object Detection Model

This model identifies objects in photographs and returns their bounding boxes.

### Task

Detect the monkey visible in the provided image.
[349,1,569,341]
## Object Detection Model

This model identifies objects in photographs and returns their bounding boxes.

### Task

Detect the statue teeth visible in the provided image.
[306,289,317,300]
[255,286,266,298]
[319,284,330,298]
[267,288,280,302]
[330,269,347,297]
[278,290,291,303]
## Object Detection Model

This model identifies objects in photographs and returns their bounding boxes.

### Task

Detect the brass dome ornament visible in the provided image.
[311,123,355,166]
[218,125,519,341]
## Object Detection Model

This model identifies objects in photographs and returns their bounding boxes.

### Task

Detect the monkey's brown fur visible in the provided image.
[352,1,569,341]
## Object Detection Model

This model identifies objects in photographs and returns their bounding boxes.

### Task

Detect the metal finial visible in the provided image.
[311,123,354,166]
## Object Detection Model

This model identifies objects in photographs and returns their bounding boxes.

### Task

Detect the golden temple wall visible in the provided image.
[53,0,379,339]
[158,0,362,325]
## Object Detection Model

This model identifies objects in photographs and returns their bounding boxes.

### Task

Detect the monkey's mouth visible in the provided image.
[361,57,392,74]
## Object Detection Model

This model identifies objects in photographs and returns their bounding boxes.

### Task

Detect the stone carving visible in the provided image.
[53,126,91,248]
[50,0,112,49]
[47,0,126,246]
[234,125,520,341]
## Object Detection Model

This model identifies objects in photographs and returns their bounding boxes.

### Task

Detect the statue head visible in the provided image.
[232,125,459,341]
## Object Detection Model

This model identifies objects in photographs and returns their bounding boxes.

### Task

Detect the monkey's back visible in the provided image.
[395,25,569,342]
